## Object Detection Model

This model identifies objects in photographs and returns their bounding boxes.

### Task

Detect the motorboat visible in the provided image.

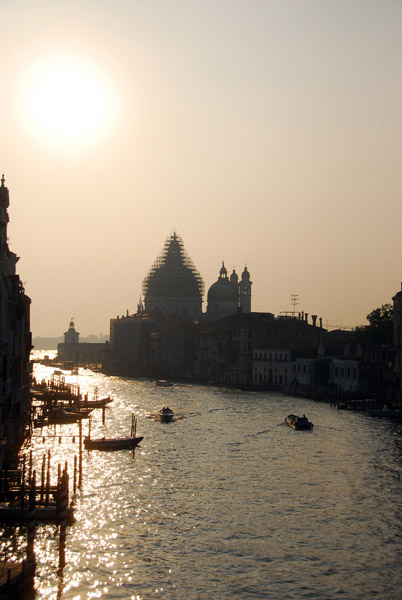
[159,406,174,422]
[285,414,313,430]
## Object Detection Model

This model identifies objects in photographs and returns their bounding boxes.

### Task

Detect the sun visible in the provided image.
[19,56,118,147]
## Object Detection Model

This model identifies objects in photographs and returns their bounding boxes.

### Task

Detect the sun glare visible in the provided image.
[19,57,118,148]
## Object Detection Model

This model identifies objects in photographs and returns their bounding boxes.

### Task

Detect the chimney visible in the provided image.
[319,317,322,328]
[312,315,317,327]
[305,313,308,322]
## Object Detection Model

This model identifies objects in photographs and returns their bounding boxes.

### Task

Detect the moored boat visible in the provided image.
[285,414,314,430]
[84,414,143,450]
[48,408,89,424]
[366,405,401,418]
[84,436,143,450]
[155,379,173,387]
[78,396,113,409]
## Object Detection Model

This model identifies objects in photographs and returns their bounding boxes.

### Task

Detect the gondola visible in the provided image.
[84,436,143,450]
[84,414,143,450]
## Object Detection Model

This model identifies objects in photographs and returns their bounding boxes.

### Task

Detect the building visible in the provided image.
[57,319,107,365]
[253,349,292,388]
[106,231,332,386]
[0,175,32,466]
[142,232,204,319]
[195,312,325,387]
[393,284,402,404]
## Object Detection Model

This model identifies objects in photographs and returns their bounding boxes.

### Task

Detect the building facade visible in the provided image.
[393,284,402,404]
[57,319,107,365]
[0,176,32,466]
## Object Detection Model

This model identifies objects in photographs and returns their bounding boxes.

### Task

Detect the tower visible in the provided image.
[64,319,79,344]
[239,266,252,313]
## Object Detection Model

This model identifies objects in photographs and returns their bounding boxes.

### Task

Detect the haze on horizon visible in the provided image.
[1,0,401,338]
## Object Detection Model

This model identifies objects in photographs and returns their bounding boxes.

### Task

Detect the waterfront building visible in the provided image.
[393,284,402,404]
[253,349,292,388]
[0,176,31,467]
[57,319,107,366]
[328,358,360,394]
[107,310,197,378]
[359,345,395,403]
[195,312,325,387]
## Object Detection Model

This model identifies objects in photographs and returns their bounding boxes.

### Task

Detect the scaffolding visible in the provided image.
[142,232,204,299]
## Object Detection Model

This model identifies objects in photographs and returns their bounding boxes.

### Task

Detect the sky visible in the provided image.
[1,0,401,337]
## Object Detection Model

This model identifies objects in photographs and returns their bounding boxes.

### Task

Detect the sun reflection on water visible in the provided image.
[1,357,402,598]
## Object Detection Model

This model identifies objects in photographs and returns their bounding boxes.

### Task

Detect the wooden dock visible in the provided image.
[0,559,35,599]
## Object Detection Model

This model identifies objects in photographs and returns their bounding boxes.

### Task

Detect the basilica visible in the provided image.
[105,232,323,384]
[141,231,252,320]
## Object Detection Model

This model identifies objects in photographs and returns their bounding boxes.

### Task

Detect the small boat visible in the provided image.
[285,414,313,430]
[84,414,143,450]
[84,436,143,450]
[48,409,88,424]
[366,405,401,418]
[79,396,113,409]
[155,379,173,387]
[159,406,174,422]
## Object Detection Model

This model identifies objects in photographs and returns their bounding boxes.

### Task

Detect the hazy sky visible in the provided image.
[1,0,401,337]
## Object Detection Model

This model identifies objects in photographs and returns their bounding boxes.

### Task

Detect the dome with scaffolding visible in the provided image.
[142,232,204,319]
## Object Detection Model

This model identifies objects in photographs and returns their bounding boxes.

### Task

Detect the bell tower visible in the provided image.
[239,266,252,313]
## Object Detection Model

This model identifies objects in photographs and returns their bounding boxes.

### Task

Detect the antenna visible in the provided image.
[291,294,299,317]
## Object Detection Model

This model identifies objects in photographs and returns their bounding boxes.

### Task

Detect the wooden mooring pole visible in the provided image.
[58,468,69,569]
[27,470,36,562]
[78,418,83,490]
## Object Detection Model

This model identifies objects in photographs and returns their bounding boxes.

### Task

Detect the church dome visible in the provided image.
[143,232,204,317]
[147,261,201,298]
[207,262,239,317]
[207,277,238,303]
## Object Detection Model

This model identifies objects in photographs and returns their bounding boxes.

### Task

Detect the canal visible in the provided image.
[3,358,402,599]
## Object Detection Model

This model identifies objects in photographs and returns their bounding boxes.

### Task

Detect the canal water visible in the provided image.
[3,357,402,599]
